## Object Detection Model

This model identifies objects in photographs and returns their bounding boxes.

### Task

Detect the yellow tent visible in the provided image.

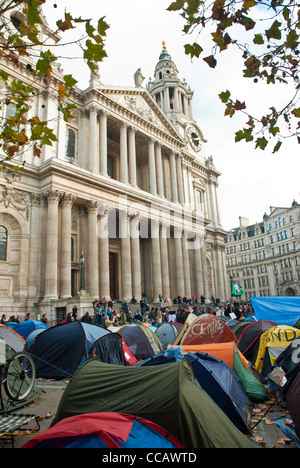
[253,325,300,375]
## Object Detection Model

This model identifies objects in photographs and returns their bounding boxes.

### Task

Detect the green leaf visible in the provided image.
[291,107,300,118]
[235,128,254,142]
[219,90,231,103]
[63,75,78,89]
[167,0,186,11]
[273,140,282,153]
[255,136,268,150]
[97,17,110,36]
[184,42,203,58]
[266,20,282,41]
[285,30,299,50]
[253,34,264,45]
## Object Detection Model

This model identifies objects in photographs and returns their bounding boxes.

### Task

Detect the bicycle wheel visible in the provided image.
[3,351,36,401]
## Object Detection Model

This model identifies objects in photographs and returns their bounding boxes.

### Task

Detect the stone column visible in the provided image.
[174,226,185,297]
[98,205,110,298]
[170,152,178,204]
[89,105,98,172]
[194,237,204,299]
[60,193,76,298]
[148,139,157,195]
[176,154,184,205]
[120,211,132,300]
[201,244,209,301]
[120,123,128,184]
[182,231,192,299]
[160,222,170,299]
[44,190,60,299]
[128,127,137,187]
[151,219,162,302]
[130,213,141,300]
[87,201,99,297]
[28,194,41,299]
[155,143,164,198]
[99,111,108,176]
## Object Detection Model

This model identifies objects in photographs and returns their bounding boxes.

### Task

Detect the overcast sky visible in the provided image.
[43,0,300,231]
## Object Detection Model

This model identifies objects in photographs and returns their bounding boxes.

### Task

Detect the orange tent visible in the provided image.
[181,314,238,347]
[168,342,248,369]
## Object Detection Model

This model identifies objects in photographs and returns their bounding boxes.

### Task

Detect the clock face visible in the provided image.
[187,126,202,152]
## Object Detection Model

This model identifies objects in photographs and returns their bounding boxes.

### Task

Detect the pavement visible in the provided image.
[1,379,298,449]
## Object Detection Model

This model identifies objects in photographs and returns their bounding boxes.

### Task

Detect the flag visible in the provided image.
[231,282,244,296]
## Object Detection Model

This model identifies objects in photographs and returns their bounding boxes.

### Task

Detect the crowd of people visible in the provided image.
[0,295,253,330]
[74,295,254,330]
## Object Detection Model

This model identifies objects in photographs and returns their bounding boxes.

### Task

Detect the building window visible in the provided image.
[66,128,76,158]
[0,226,8,262]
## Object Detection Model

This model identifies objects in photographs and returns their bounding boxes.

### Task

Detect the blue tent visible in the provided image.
[26,321,124,380]
[14,320,49,340]
[250,297,300,327]
[139,347,252,434]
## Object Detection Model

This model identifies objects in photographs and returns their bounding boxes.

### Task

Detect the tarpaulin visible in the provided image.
[250,297,300,327]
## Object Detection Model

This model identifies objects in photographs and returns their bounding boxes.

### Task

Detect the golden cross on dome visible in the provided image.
[162,41,167,50]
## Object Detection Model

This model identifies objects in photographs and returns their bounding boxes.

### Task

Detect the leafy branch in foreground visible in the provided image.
[0,0,109,170]
[167,0,300,152]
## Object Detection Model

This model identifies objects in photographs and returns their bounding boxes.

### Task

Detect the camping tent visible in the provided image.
[252,325,300,381]
[238,320,278,360]
[170,342,248,369]
[26,328,47,350]
[168,343,268,403]
[181,314,237,346]
[0,324,25,352]
[232,321,252,340]
[13,320,49,340]
[250,297,300,326]
[26,321,124,380]
[155,322,182,349]
[117,324,163,360]
[22,412,184,448]
[140,349,252,434]
[51,358,258,448]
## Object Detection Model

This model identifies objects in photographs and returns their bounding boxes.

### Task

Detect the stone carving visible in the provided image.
[134,68,145,87]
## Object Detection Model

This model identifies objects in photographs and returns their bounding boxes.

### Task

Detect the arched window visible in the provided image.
[0,226,8,262]
[66,129,76,158]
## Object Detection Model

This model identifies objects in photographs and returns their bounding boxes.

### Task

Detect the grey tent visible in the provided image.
[52,358,259,448]
[155,322,181,349]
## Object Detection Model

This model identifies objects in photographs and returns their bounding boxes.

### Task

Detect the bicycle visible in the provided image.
[0,344,36,412]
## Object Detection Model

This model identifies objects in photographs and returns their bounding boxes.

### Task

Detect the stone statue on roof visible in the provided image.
[134,68,145,87]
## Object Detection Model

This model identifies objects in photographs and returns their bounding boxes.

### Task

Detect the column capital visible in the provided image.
[43,189,61,204]
[86,200,98,214]
[60,192,76,207]
[88,103,100,113]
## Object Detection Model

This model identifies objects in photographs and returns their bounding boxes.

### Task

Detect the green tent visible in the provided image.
[52,358,259,448]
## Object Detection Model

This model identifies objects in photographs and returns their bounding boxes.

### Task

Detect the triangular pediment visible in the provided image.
[269,206,290,217]
[96,86,183,142]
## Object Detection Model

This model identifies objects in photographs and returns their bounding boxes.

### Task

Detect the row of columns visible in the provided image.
[88,106,191,207]
[43,190,210,302]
